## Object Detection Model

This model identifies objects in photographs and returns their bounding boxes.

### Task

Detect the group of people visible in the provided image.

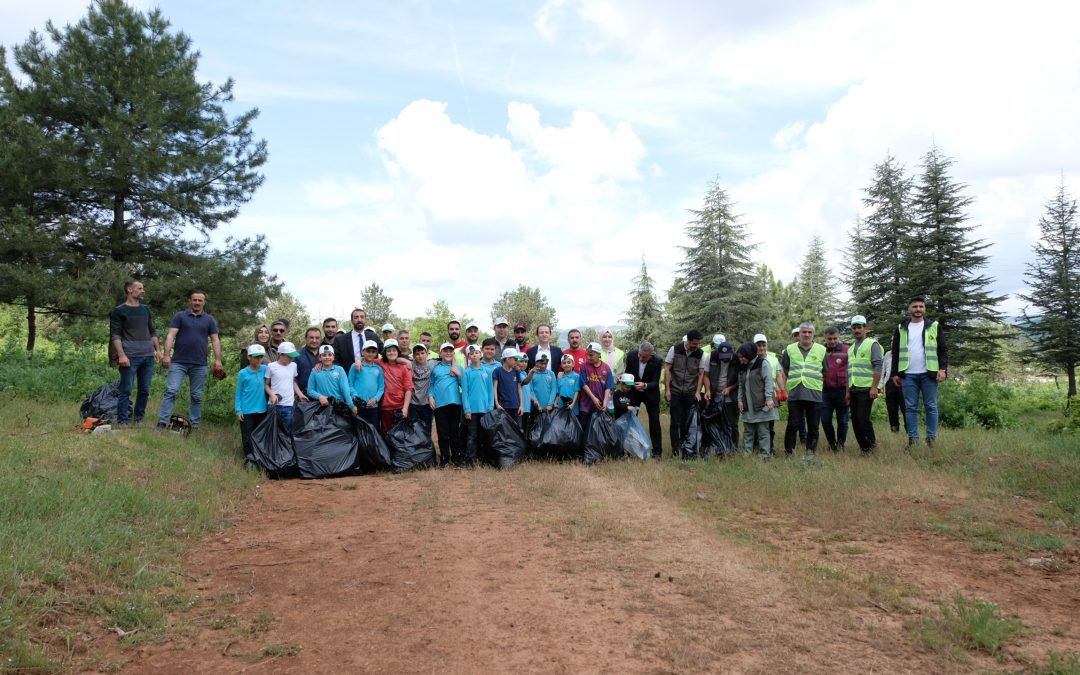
[109,281,947,464]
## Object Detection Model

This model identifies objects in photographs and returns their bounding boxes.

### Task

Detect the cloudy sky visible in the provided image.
[4,0,1079,330]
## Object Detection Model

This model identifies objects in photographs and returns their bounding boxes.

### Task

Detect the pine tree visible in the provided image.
[793,234,840,331]
[361,283,401,328]
[490,285,557,333]
[851,154,916,332]
[907,147,1004,367]
[0,1,272,349]
[1019,179,1080,397]
[755,264,802,348]
[673,179,763,342]
[621,256,664,349]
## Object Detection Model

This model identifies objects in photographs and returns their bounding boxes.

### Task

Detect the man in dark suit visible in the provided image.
[333,307,381,369]
[525,323,563,371]
[625,341,663,458]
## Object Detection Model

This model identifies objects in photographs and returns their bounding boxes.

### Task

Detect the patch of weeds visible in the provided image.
[260,643,301,657]
[250,609,274,635]
[812,532,854,544]
[861,572,912,612]
[98,660,124,673]
[1036,650,1080,674]
[912,593,1024,657]
[210,614,240,630]
[808,563,848,582]
[342,484,358,491]
[837,545,867,555]
[322,510,337,518]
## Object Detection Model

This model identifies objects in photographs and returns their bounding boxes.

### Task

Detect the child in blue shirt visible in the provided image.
[462,345,493,465]
[493,350,523,414]
[431,342,464,466]
[557,353,581,414]
[236,344,268,460]
[348,340,384,427]
[307,345,356,414]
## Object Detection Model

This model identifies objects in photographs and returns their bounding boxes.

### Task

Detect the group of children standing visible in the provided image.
[233,334,645,467]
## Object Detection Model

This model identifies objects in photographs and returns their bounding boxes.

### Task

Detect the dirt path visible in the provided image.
[89,464,1076,674]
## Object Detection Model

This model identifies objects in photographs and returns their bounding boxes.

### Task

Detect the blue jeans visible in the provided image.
[275,405,294,428]
[902,372,939,440]
[117,355,154,424]
[819,388,849,449]
[158,363,208,428]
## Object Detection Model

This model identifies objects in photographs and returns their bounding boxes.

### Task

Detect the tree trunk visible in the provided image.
[25,301,36,356]
[1067,364,1077,400]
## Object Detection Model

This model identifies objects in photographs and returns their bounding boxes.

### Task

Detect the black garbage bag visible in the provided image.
[249,409,298,479]
[352,414,392,472]
[292,401,358,478]
[700,401,735,457]
[539,407,582,457]
[527,411,549,452]
[679,404,703,460]
[480,409,527,469]
[583,411,618,465]
[386,415,436,473]
[80,382,128,422]
[614,413,652,460]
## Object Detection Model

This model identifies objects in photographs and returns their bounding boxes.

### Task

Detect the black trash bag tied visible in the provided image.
[538,407,582,457]
[248,409,298,479]
[679,404,703,460]
[292,401,358,478]
[481,409,527,469]
[386,415,436,473]
[700,401,736,458]
[80,381,128,422]
[583,411,618,465]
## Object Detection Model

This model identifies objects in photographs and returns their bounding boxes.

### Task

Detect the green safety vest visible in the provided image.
[897,321,939,372]
[785,342,826,392]
[765,352,780,376]
[849,337,879,388]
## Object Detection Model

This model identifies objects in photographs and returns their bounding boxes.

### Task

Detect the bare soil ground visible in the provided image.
[87,464,1080,674]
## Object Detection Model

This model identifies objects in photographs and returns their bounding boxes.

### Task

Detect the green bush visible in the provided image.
[939,374,1013,430]
[1046,397,1080,435]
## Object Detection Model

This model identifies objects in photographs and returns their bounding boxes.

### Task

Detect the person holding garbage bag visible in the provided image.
[736,341,778,457]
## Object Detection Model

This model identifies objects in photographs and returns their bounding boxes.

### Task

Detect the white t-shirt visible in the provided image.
[266,361,298,406]
[906,321,927,374]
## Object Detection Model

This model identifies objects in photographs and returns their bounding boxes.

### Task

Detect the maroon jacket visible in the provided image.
[822,342,849,390]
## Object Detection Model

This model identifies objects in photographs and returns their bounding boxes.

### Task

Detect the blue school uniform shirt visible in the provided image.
[307,365,352,403]
[557,371,581,414]
[235,365,267,415]
[348,361,384,403]
[431,362,463,408]
[462,365,494,415]
[520,370,532,414]
[530,368,557,410]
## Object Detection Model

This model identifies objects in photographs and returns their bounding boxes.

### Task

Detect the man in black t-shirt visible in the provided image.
[109,279,161,425]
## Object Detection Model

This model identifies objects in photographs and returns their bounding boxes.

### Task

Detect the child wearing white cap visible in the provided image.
[235,344,268,460]
[264,341,307,427]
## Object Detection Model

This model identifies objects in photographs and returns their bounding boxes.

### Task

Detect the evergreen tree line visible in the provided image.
[0,0,278,353]
[621,153,1079,398]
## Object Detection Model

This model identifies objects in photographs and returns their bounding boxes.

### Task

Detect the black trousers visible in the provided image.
[668,394,696,456]
[433,404,462,466]
[640,398,662,457]
[785,400,820,453]
[409,404,433,433]
[239,411,266,461]
[464,412,485,465]
[849,389,877,451]
[885,379,903,431]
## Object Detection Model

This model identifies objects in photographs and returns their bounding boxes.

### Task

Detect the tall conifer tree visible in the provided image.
[622,256,664,348]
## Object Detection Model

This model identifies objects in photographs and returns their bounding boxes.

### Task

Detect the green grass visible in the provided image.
[0,397,258,671]
[912,593,1025,657]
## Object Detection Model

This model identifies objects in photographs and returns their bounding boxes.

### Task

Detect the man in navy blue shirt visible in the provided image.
[157,290,223,431]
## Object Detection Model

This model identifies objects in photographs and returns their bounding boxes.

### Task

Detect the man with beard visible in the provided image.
[447,320,466,350]
[109,279,160,425]
[513,322,531,353]
[321,317,339,346]
[493,317,513,354]
[454,321,482,367]
[333,307,380,369]
[664,329,704,453]
[890,296,948,447]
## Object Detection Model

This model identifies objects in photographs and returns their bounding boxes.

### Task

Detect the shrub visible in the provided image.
[938,374,1013,430]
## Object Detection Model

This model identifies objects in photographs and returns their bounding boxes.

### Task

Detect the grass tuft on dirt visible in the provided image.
[912,592,1025,657]
[0,397,258,671]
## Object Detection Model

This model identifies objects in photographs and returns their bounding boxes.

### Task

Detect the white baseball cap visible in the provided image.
[381,323,395,332]
[586,342,602,353]
[494,316,509,326]
[466,344,482,354]
[501,347,519,360]
[318,344,335,355]
[246,344,266,357]
[383,338,399,349]
[712,334,726,345]
[362,339,379,351]
[439,342,455,351]
[465,321,479,330]
[619,373,635,385]
[753,333,768,344]
[850,315,868,325]
[279,341,300,358]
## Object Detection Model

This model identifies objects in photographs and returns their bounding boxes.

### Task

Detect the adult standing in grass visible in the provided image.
[625,342,663,458]
[890,296,948,447]
[819,326,850,451]
[664,329,705,453]
[880,347,903,433]
[781,322,825,454]
[847,316,883,453]
[158,289,223,432]
[109,279,161,425]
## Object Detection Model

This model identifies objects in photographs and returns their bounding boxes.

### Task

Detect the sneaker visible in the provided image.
[907,437,917,448]
[155,423,167,432]
[926,438,935,448]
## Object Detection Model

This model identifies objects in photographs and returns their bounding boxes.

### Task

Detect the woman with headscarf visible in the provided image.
[736,341,778,458]
[598,327,625,377]
[239,324,272,367]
